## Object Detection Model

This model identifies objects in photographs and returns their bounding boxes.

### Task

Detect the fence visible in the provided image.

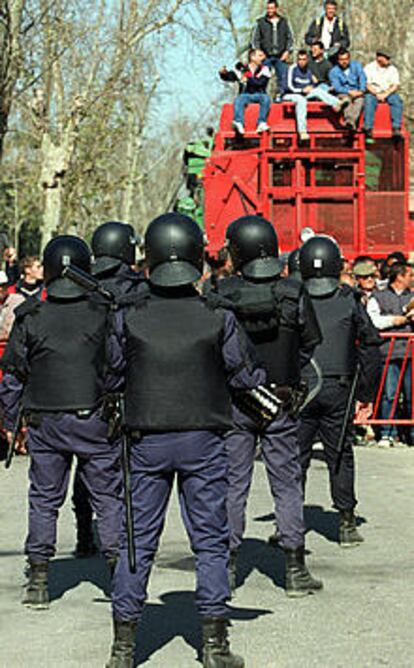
[363,332,414,426]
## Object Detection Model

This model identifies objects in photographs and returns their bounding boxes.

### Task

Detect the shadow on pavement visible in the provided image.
[253,506,367,546]
[135,590,272,666]
[236,537,285,590]
[49,554,111,601]
[304,505,367,544]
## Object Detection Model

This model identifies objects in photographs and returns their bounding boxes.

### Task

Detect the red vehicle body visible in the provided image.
[203,102,412,259]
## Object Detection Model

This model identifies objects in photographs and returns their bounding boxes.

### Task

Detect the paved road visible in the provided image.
[1,446,414,667]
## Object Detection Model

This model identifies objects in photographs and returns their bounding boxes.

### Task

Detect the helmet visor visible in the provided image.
[149,260,201,287]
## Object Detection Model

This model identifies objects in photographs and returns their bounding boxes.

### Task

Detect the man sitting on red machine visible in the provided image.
[363,48,403,142]
[329,48,366,132]
[219,48,271,135]
[282,49,347,142]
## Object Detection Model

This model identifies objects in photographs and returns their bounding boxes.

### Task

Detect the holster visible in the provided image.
[286,380,309,419]
[102,394,122,443]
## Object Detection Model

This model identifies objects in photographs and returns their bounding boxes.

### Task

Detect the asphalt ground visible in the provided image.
[1,444,413,667]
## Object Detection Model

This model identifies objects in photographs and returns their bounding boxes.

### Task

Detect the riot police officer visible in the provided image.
[213,215,323,598]
[106,213,266,668]
[72,221,141,557]
[91,221,142,295]
[298,235,381,546]
[0,236,122,608]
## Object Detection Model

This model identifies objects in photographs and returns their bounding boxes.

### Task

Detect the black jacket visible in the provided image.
[305,15,350,55]
[308,58,333,85]
[251,15,293,58]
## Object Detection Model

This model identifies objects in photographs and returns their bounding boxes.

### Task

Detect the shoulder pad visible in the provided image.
[202,291,235,312]
[13,297,42,321]
[273,277,302,302]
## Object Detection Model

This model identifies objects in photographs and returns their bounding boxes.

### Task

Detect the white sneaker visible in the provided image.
[377,437,393,448]
[232,121,245,135]
[299,132,310,141]
[257,122,270,133]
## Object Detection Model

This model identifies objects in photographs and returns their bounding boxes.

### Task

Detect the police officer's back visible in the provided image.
[106,213,264,668]
[0,236,122,609]
[213,216,323,598]
[92,220,143,296]
[298,236,381,546]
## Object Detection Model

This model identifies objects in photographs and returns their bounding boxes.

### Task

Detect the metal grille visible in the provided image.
[365,193,406,246]
[270,199,297,249]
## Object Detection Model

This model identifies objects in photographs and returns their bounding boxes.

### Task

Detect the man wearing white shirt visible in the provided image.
[363,49,403,141]
[304,1,350,62]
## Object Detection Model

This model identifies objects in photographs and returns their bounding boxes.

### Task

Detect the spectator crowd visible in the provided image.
[219,0,404,142]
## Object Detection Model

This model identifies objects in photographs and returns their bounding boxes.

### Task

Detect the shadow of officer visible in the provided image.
[135,591,272,666]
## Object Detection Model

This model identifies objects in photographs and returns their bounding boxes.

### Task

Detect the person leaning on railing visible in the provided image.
[367,262,414,447]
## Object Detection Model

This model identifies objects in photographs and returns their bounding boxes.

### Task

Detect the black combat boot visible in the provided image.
[106,618,138,668]
[284,546,323,598]
[22,560,49,609]
[202,617,244,668]
[228,550,237,593]
[339,510,364,547]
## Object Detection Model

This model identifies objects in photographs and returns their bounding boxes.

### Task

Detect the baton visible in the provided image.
[335,365,361,474]
[119,396,136,573]
[62,265,114,302]
[5,404,24,470]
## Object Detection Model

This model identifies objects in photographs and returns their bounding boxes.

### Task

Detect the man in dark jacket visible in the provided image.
[106,213,266,668]
[251,0,293,95]
[298,236,382,547]
[219,49,271,134]
[212,216,323,599]
[71,221,142,558]
[308,40,333,86]
[0,236,122,609]
[305,0,350,62]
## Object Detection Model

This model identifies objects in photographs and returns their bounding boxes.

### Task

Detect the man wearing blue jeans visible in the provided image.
[219,49,271,135]
[367,263,414,446]
[363,49,403,142]
[251,0,293,97]
[282,50,347,141]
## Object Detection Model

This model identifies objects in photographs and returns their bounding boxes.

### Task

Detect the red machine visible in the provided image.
[203,102,412,258]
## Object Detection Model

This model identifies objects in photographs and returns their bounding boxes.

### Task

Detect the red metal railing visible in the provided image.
[364,332,414,425]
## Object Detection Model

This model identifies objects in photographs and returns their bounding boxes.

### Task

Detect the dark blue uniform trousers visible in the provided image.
[226,407,305,551]
[112,431,230,621]
[26,411,122,562]
[297,377,357,511]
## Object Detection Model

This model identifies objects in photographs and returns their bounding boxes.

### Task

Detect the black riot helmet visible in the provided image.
[288,248,301,280]
[226,215,283,279]
[91,221,138,275]
[145,212,204,287]
[299,235,342,296]
[43,235,92,299]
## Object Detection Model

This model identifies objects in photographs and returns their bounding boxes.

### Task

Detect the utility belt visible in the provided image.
[322,374,353,385]
[25,406,99,427]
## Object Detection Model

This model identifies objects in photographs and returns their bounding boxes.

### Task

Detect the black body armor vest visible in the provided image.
[22,299,107,411]
[123,293,233,431]
[310,287,357,376]
[218,276,302,386]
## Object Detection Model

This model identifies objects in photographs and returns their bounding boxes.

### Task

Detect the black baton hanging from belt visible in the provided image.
[119,396,136,573]
[5,403,24,470]
[335,365,361,474]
